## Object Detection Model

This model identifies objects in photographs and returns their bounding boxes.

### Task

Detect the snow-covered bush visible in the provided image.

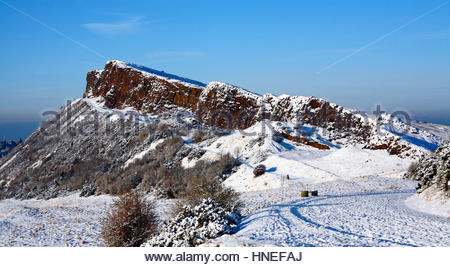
[405,142,449,198]
[101,191,158,247]
[272,134,283,143]
[144,198,240,247]
[253,164,266,177]
[80,183,96,197]
[182,175,242,213]
[406,162,419,177]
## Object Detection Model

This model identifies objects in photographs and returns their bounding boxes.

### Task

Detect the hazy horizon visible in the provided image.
[1,0,449,133]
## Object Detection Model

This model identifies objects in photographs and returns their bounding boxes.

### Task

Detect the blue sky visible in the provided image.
[0,0,449,126]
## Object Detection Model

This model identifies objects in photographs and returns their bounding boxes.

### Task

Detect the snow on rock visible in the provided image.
[0,153,18,172]
[110,60,206,89]
[412,121,450,142]
[31,160,43,169]
[402,142,450,217]
[84,60,448,160]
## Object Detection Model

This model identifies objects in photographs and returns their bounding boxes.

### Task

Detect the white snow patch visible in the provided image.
[72,115,86,124]
[31,160,43,169]
[123,139,165,168]
[405,188,450,218]
[108,60,206,89]
[181,157,197,169]
[0,153,18,171]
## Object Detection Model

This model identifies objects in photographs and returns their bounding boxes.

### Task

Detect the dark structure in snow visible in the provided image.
[253,164,266,177]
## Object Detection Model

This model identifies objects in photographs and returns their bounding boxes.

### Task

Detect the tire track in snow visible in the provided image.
[232,190,449,246]
[287,194,416,246]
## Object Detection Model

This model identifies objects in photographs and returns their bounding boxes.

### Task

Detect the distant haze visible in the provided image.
[0,122,41,141]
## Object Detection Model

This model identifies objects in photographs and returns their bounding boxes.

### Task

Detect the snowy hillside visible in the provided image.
[1,106,449,246]
[1,60,449,247]
[181,121,412,192]
[403,141,450,217]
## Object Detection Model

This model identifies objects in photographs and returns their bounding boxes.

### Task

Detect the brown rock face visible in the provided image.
[84,61,203,113]
[83,61,413,153]
[279,132,330,150]
[85,61,369,133]
[365,143,409,155]
[195,82,261,129]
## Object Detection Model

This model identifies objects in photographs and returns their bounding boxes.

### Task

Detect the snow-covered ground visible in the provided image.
[211,187,450,247]
[1,167,448,247]
[0,194,111,247]
[197,126,447,247]
[405,188,450,218]
[0,118,448,247]
[0,194,175,247]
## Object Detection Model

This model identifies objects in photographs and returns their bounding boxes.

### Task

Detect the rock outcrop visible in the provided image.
[84,60,433,156]
[85,61,204,112]
[85,61,373,142]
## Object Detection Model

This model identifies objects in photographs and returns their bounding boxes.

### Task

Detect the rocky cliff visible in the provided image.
[84,60,434,156]
[0,60,445,200]
[84,61,204,112]
[85,61,370,133]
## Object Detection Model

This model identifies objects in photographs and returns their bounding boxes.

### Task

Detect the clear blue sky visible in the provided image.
[0,0,449,125]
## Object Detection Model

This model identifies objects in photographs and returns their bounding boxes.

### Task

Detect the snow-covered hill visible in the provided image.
[85,60,446,157]
[0,60,449,247]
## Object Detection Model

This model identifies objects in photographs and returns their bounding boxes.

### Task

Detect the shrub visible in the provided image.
[183,176,241,212]
[192,130,205,143]
[101,191,158,247]
[272,134,283,143]
[192,128,219,144]
[144,198,240,247]
[192,153,238,182]
[253,164,266,177]
[406,162,419,178]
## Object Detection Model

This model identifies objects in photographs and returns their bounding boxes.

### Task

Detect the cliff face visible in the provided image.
[84,60,441,157]
[85,61,204,112]
[84,61,370,138]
